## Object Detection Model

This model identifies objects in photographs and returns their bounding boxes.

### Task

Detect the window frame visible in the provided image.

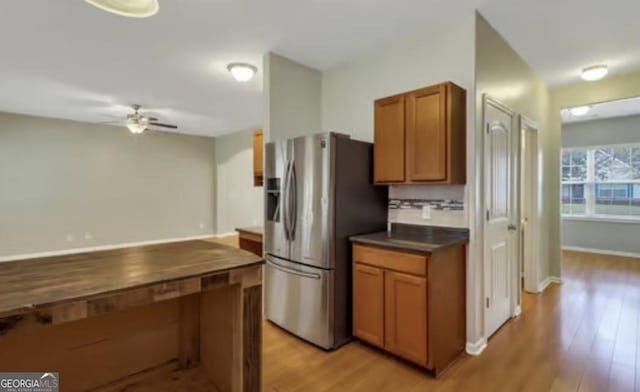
[561,143,640,222]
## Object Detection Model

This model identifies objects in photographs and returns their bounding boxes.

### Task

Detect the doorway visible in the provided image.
[560,96,640,258]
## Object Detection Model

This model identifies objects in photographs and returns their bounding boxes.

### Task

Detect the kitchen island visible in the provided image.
[0,240,263,392]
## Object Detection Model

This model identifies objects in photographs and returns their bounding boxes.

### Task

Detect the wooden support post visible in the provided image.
[243,285,262,392]
[200,284,242,392]
[178,294,200,369]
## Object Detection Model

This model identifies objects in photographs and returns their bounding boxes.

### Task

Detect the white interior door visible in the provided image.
[483,96,520,338]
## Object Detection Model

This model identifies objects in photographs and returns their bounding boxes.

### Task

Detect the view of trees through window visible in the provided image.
[561,144,640,218]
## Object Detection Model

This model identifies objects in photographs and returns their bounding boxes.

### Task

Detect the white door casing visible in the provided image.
[519,116,540,294]
[483,95,520,338]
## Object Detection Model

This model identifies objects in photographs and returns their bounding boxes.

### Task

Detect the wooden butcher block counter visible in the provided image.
[0,240,264,392]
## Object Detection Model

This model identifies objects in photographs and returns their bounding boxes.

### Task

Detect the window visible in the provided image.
[561,144,640,219]
[561,150,587,214]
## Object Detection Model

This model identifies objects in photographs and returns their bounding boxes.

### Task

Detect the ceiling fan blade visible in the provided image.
[147,117,158,121]
[149,122,178,129]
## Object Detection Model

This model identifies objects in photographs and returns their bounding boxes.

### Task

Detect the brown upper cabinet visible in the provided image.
[253,129,263,187]
[374,82,466,185]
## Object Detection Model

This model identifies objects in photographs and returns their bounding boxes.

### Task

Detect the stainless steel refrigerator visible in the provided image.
[264,132,387,350]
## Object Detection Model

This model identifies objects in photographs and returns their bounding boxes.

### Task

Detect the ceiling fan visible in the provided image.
[116,104,178,134]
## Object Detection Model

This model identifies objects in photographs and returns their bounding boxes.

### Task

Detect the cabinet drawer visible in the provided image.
[353,244,427,277]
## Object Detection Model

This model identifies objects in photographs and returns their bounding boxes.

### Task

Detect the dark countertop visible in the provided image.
[236,226,263,237]
[350,224,469,253]
[0,240,263,317]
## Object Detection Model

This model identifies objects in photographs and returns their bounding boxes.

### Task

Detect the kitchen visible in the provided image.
[4,0,632,390]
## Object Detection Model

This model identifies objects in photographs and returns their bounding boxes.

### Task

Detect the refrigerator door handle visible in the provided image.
[289,160,297,241]
[267,258,321,280]
[282,160,292,241]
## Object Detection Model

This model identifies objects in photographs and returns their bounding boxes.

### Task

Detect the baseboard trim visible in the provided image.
[562,246,640,259]
[466,337,487,356]
[0,233,217,263]
[214,231,238,238]
[537,276,562,293]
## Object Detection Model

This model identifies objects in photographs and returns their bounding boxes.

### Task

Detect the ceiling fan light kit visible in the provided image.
[122,105,177,134]
[85,0,159,18]
[126,117,148,134]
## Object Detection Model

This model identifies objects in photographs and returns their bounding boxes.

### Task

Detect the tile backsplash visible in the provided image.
[388,185,467,228]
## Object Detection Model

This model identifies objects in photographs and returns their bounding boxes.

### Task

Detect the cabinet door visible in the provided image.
[353,263,385,347]
[406,84,447,182]
[384,271,427,366]
[253,129,263,186]
[374,95,405,183]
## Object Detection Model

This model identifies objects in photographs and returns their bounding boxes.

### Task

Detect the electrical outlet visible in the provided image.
[199,222,205,230]
[84,232,93,240]
[422,205,432,220]
[66,234,75,242]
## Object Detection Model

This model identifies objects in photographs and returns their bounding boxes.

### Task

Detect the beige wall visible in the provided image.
[263,52,322,142]
[215,129,264,234]
[552,70,640,110]
[475,13,554,340]
[0,112,217,258]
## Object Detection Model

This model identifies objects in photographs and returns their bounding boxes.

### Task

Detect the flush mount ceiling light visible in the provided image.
[85,0,159,18]
[581,65,608,81]
[227,63,258,82]
[568,105,591,116]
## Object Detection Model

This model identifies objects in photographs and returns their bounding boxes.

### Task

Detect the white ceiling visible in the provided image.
[0,0,485,137]
[1,0,639,137]
[562,96,640,124]
[478,0,640,86]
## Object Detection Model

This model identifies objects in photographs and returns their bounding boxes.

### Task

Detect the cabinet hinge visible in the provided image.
[486,298,490,308]
[486,209,490,221]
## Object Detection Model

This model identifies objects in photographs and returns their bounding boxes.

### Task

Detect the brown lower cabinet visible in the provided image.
[353,263,385,347]
[352,243,466,376]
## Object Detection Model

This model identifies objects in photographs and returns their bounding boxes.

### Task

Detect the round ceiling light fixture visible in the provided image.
[85,0,159,18]
[227,63,258,82]
[568,105,591,116]
[581,65,608,81]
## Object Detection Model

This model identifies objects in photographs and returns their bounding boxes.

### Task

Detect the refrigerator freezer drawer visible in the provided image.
[264,256,334,349]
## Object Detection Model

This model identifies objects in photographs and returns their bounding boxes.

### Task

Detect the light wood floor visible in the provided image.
[211,236,640,391]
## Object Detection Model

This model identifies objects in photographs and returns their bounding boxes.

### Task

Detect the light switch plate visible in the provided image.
[422,205,431,220]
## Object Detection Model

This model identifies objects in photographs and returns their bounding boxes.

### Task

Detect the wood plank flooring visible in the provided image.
[207,236,640,391]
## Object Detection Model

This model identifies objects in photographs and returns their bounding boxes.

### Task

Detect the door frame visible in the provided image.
[481,94,521,337]
[519,116,541,295]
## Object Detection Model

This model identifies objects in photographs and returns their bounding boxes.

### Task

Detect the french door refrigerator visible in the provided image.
[264,132,387,350]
